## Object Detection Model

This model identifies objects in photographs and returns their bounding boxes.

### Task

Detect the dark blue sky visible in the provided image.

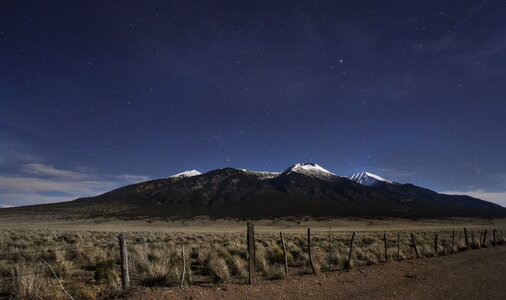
[1,0,506,207]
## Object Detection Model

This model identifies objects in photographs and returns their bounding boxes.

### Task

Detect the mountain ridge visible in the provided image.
[1,163,504,219]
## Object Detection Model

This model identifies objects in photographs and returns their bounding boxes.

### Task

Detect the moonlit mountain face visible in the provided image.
[241,170,280,180]
[349,172,394,186]
[169,170,202,178]
[2,163,503,219]
[282,163,337,181]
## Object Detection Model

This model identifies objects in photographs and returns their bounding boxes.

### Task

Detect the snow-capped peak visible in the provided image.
[284,163,336,180]
[169,170,202,178]
[349,172,392,186]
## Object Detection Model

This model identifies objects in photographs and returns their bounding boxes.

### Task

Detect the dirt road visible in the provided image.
[132,246,506,299]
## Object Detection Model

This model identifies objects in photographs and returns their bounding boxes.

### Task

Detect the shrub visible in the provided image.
[208,253,230,283]
[229,255,247,278]
[94,259,117,283]
[255,246,268,273]
[11,265,66,300]
[266,264,285,280]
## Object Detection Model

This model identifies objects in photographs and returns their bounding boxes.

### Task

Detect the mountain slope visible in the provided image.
[349,171,393,186]
[1,164,504,218]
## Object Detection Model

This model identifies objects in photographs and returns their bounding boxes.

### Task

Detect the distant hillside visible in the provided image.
[1,163,504,219]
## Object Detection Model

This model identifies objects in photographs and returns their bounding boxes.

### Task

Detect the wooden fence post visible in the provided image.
[328,228,332,271]
[411,233,420,259]
[434,234,438,256]
[497,230,504,244]
[308,228,317,275]
[464,228,469,249]
[346,232,356,269]
[280,232,288,275]
[482,230,487,248]
[180,244,186,288]
[493,229,496,246]
[451,231,455,253]
[118,233,130,291]
[471,232,475,248]
[383,233,388,262]
[247,222,255,284]
[397,233,400,261]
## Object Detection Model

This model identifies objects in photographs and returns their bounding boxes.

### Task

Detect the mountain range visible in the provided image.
[2,163,504,219]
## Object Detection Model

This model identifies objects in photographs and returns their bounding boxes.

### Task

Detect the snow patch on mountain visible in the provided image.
[241,169,280,179]
[349,172,392,186]
[284,163,336,180]
[169,170,202,178]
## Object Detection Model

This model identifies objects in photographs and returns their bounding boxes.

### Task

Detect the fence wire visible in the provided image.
[0,244,115,257]
[0,228,504,283]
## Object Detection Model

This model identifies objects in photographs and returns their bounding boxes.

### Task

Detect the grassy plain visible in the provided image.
[0,216,505,299]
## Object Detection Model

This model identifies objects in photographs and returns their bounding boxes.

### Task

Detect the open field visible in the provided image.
[0,217,505,299]
[145,245,506,299]
[0,216,504,232]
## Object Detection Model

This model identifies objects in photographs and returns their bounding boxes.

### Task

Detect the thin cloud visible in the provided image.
[115,174,152,183]
[0,175,115,195]
[480,35,506,57]
[441,189,506,207]
[20,163,89,180]
[373,167,418,182]
[0,193,75,207]
[0,163,151,208]
[0,152,40,165]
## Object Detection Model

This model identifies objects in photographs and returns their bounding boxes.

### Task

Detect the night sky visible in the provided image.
[1,1,506,207]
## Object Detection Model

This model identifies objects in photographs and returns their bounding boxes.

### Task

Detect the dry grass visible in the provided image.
[208,253,230,283]
[0,222,504,299]
[10,265,67,300]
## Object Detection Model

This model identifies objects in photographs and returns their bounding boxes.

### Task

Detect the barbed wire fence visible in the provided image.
[0,226,504,297]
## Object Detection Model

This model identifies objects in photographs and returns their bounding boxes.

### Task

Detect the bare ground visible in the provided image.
[131,246,506,299]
